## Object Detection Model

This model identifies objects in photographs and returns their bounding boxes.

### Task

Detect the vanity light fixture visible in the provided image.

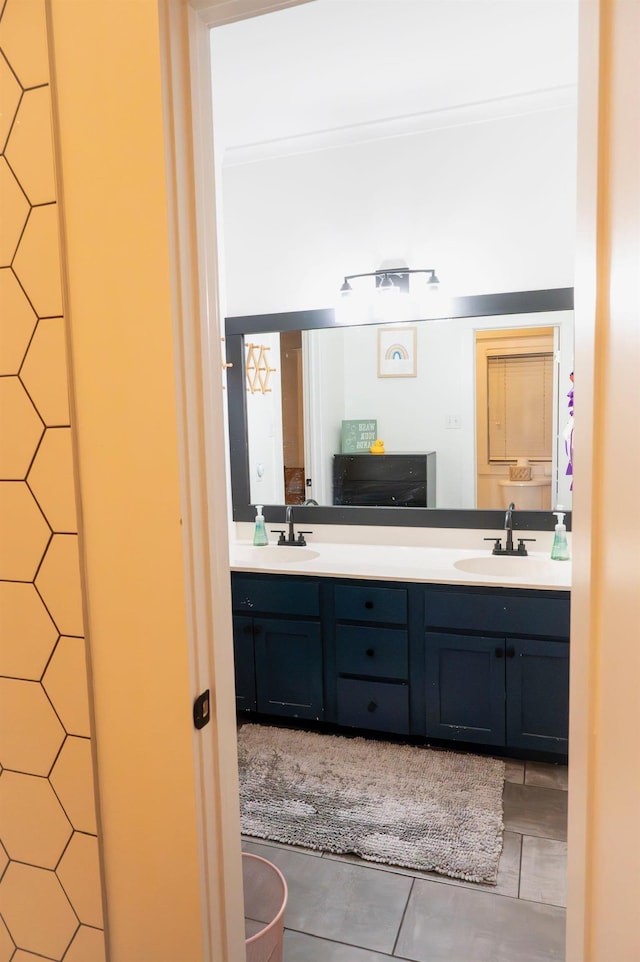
[336,266,445,326]
[339,268,440,296]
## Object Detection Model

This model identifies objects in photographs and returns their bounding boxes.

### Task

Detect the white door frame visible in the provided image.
[159,1,315,958]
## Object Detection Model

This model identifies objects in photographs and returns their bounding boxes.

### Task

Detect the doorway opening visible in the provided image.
[194,1,576,952]
[475,327,557,510]
[280,330,306,504]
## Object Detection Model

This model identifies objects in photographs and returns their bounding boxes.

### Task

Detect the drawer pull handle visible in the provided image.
[365,648,375,657]
[495,647,503,658]
[367,701,377,713]
[506,646,516,658]
[364,601,374,610]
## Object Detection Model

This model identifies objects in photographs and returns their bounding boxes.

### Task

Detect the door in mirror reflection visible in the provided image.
[280,330,306,504]
[475,328,556,510]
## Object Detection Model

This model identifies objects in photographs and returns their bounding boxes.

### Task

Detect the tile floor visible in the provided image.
[242,756,568,962]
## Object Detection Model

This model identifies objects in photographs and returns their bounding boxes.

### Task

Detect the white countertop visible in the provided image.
[229,540,571,591]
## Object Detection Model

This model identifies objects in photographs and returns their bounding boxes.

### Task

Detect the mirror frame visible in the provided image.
[225,288,573,531]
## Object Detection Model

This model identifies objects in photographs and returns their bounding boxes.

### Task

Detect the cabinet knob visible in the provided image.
[253,625,262,636]
[242,624,253,635]
[365,648,375,657]
[495,647,504,658]
[367,701,377,713]
[506,646,516,658]
[364,601,374,610]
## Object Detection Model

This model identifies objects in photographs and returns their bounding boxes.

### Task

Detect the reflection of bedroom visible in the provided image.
[245,311,573,511]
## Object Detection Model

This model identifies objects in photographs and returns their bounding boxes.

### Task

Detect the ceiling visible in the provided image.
[209,0,579,155]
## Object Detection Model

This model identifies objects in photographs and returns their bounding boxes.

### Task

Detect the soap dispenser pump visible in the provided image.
[551,509,570,561]
[253,505,268,546]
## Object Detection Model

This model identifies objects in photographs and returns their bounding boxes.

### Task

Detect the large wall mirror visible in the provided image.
[226,288,573,530]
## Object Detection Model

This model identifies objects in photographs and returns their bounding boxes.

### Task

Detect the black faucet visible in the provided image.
[286,505,295,543]
[271,506,313,546]
[483,502,536,556]
[504,501,515,553]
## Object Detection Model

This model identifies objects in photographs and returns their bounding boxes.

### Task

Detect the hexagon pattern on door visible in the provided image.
[0,2,106,958]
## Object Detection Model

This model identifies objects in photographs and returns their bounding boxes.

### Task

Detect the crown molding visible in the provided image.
[221,85,577,168]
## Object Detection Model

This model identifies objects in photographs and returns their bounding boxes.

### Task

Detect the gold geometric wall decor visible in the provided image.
[245,341,276,394]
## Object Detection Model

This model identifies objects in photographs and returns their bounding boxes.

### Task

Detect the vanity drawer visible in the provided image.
[334,584,407,625]
[336,625,408,680]
[336,678,409,734]
[232,574,320,617]
[424,587,570,638]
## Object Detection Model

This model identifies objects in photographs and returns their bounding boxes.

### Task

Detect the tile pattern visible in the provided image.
[0,3,106,957]
[244,759,568,961]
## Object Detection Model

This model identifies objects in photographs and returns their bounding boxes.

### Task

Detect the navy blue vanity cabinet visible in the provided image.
[231,573,324,720]
[424,586,570,755]
[332,582,411,734]
[230,570,569,757]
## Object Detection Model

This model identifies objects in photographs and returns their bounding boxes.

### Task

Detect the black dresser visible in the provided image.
[333,452,436,507]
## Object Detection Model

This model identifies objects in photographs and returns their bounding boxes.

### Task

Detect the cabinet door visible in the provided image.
[254,618,323,720]
[506,638,569,753]
[425,631,506,746]
[232,616,256,712]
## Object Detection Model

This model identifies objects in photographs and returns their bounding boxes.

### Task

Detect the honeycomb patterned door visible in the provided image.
[0,1,106,959]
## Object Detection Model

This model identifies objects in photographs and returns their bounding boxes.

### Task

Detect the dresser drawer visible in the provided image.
[336,678,409,734]
[334,584,407,625]
[335,481,426,508]
[336,625,408,680]
[232,575,319,617]
[424,587,570,638]
[334,454,428,482]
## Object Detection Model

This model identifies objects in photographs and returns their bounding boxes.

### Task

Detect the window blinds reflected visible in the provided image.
[487,352,553,461]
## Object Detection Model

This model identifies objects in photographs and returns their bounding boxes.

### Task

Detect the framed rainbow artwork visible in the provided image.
[377,326,417,378]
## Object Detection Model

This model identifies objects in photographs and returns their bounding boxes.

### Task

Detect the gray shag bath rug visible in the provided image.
[237,724,505,884]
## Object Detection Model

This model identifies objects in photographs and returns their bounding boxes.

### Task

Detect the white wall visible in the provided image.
[220,105,577,316]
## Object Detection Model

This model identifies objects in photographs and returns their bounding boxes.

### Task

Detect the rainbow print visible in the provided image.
[384,343,411,361]
[378,326,417,377]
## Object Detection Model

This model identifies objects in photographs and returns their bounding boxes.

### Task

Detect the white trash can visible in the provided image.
[243,852,288,962]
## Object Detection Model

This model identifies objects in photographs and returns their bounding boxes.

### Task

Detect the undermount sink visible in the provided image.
[234,545,321,564]
[454,555,553,577]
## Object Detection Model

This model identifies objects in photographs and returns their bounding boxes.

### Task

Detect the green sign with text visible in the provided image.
[341,419,377,454]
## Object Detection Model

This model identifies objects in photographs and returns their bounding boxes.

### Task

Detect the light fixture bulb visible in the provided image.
[337,267,440,320]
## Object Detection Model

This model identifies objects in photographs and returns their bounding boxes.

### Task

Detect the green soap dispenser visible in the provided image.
[253,505,268,546]
[551,509,570,561]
